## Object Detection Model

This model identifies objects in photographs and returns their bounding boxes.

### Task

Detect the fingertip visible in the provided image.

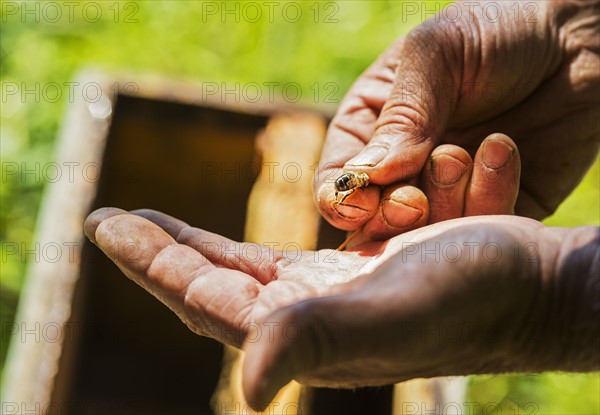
[465,133,521,216]
[381,185,429,229]
[480,133,519,171]
[93,213,176,276]
[430,144,472,165]
[242,299,335,411]
[428,145,472,187]
[361,184,429,240]
[242,322,295,412]
[84,207,128,245]
[317,180,379,231]
[242,361,284,413]
[422,145,472,223]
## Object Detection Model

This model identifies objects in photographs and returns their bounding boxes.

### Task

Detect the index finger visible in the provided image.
[315,38,404,230]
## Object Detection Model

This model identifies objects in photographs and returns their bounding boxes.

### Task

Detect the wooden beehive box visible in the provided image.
[2,70,406,415]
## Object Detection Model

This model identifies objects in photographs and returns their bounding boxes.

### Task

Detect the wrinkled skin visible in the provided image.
[316,0,600,240]
[331,133,522,245]
[83,1,600,411]
[85,208,598,411]
[82,130,524,406]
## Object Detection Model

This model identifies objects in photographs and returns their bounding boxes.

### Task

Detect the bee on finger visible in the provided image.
[334,171,370,203]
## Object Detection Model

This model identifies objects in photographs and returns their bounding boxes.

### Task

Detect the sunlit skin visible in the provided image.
[83,132,524,408]
[316,0,599,240]
[85,208,598,411]
[323,133,521,246]
[84,0,600,411]
[83,136,595,409]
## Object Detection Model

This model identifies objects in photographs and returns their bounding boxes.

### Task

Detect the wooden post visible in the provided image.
[0,70,114,410]
[211,113,327,415]
[393,378,467,414]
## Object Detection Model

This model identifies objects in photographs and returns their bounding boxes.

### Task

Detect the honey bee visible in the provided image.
[334,171,370,203]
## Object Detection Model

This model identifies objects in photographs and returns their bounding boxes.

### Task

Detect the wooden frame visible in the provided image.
[1,70,464,415]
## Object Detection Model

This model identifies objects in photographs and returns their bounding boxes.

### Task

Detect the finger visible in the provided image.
[130,208,188,238]
[444,50,600,219]
[316,183,380,231]
[132,209,277,284]
[356,184,429,242]
[85,208,259,347]
[242,295,370,411]
[83,207,129,244]
[464,134,521,216]
[316,38,404,229]
[421,145,472,223]
[343,24,459,185]
[84,209,212,311]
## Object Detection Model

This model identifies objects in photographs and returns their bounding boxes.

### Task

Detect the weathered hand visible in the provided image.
[317,0,599,235]
[84,208,597,411]
[329,134,521,243]
[83,207,393,348]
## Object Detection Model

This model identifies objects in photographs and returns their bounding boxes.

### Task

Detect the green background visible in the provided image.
[1,1,598,413]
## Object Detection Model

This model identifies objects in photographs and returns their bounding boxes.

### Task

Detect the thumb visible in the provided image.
[345,24,460,184]
[241,295,368,411]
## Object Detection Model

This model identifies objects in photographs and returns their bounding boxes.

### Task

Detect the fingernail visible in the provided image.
[345,145,388,168]
[430,154,468,186]
[381,199,423,229]
[482,139,513,170]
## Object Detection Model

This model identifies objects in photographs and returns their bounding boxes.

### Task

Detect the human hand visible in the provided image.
[84,208,598,410]
[316,0,599,234]
[326,134,521,243]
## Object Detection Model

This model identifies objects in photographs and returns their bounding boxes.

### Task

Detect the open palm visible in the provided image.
[85,208,563,410]
[85,208,378,348]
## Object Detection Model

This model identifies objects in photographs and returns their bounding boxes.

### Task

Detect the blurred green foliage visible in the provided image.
[467,373,600,415]
[1,1,598,412]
